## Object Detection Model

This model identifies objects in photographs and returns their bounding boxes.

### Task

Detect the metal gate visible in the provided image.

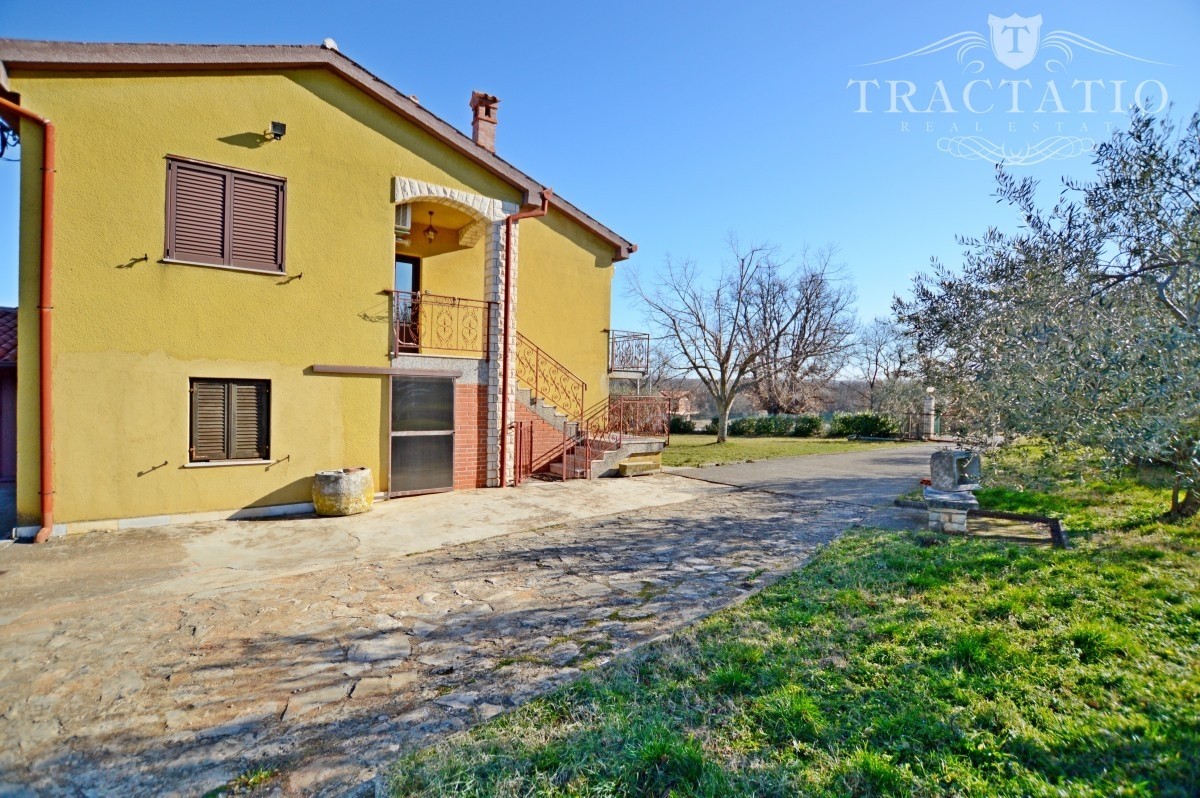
[513,421,534,486]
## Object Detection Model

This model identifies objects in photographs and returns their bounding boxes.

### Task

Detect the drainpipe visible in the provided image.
[0,97,56,543]
[499,188,551,487]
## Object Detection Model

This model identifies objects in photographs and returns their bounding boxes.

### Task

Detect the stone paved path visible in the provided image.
[0,483,912,796]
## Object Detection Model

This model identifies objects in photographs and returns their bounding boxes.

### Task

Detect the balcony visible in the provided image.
[608,330,650,378]
[388,290,495,360]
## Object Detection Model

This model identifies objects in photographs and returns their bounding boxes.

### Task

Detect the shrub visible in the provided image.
[727,414,822,437]
[828,412,900,438]
[790,414,822,438]
[758,415,797,436]
[728,417,757,436]
[700,417,718,435]
[668,415,695,434]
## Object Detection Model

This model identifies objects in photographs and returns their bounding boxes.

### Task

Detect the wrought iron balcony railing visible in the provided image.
[608,330,651,374]
[387,290,495,360]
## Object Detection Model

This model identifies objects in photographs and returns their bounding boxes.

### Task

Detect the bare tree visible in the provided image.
[630,238,845,442]
[745,248,857,414]
[850,318,915,411]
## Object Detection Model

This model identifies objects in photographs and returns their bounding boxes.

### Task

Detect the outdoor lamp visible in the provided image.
[424,211,437,244]
[269,121,287,140]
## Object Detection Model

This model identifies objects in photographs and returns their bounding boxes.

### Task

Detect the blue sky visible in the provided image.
[1,0,1198,330]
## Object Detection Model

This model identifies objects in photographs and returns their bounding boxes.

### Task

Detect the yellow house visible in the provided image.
[0,38,664,539]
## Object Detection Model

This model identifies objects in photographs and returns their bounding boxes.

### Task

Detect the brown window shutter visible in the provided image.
[191,380,229,461]
[230,175,285,272]
[168,162,228,265]
[230,381,270,459]
[190,378,270,462]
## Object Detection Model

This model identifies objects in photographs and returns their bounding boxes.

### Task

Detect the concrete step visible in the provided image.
[617,451,662,477]
[542,436,666,480]
[515,386,576,434]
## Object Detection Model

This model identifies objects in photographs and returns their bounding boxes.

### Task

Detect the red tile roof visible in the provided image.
[0,307,16,363]
[0,39,637,261]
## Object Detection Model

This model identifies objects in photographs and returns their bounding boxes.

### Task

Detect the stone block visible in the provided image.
[281,682,352,721]
[347,633,411,663]
[923,487,979,511]
[313,468,374,517]
[930,450,982,491]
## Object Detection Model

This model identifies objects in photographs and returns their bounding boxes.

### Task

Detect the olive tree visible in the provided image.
[897,105,1200,517]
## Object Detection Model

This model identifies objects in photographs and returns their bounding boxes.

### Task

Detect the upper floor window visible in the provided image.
[164,157,286,273]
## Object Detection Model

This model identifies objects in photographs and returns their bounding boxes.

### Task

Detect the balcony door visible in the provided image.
[395,255,421,353]
[389,375,454,496]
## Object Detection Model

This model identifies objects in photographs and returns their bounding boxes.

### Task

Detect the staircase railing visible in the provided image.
[510,330,670,481]
[558,394,672,480]
[515,331,586,422]
[586,395,673,446]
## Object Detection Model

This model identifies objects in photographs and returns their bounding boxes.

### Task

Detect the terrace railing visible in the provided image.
[387,290,495,360]
[608,330,651,374]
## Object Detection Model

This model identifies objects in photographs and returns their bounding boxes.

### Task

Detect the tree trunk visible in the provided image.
[1168,483,1200,519]
[716,403,732,443]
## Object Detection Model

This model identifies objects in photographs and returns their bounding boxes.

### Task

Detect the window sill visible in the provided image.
[161,258,285,277]
[184,459,273,469]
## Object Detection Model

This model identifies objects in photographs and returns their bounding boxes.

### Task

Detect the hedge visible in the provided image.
[827,411,900,438]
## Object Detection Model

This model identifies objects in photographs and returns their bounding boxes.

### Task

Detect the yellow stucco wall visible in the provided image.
[10,67,561,526]
[516,208,615,411]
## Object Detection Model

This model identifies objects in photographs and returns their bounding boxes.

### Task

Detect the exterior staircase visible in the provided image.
[547,434,664,480]
[512,334,670,483]
[516,386,664,480]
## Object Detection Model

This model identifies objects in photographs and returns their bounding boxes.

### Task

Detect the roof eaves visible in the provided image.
[0,39,637,260]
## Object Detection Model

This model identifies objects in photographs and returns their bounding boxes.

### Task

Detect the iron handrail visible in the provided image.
[555,393,671,481]
[515,331,587,422]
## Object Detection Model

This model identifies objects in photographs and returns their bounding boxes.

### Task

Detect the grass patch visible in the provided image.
[386,476,1200,796]
[662,435,913,468]
[976,442,1183,532]
[202,765,280,796]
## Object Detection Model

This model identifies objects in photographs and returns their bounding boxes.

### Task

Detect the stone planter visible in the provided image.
[313,468,374,517]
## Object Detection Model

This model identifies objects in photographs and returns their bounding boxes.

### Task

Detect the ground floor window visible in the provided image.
[189,378,270,462]
[390,375,453,495]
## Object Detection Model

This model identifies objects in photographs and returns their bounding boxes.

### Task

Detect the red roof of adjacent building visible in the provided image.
[0,308,16,363]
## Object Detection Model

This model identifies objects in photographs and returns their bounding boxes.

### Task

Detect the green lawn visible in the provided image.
[662,435,913,468]
[387,446,1200,797]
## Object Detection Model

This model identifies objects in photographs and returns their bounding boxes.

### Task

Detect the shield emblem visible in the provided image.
[988,13,1042,70]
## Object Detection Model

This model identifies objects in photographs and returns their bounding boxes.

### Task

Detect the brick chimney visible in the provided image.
[470,91,500,152]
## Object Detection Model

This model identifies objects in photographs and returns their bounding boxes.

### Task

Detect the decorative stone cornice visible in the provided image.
[392,177,518,247]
